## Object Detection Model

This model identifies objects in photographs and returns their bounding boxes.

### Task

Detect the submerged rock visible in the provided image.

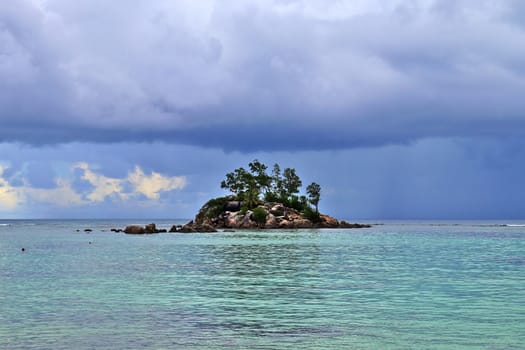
[339,221,372,229]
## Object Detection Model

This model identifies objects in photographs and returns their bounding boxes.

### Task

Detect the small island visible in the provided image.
[175,160,371,233]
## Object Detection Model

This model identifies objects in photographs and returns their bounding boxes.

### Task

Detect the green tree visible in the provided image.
[249,159,272,195]
[221,160,314,211]
[220,167,250,197]
[220,160,271,208]
[264,163,281,202]
[243,177,261,208]
[282,167,302,200]
[306,182,321,214]
[271,163,281,180]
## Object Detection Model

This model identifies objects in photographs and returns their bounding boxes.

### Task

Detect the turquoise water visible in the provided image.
[0,220,524,349]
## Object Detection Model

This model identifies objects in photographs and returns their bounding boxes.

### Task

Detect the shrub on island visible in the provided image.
[252,207,268,227]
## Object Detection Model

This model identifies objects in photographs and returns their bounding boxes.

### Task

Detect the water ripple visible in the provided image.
[0,221,524,349]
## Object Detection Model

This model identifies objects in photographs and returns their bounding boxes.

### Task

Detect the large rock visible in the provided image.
[270,204,285,216]
[123,223,165,234]
[179,222,217,233]
[145,223,159,234]
[224,201,242,212]
[278,219,292,229]
[195,224,218,233]
[294,219,314,228]
[178,224,196,233]
[240,211,254,228]
[265,213,278,228]
[318,214,339,228]
[124,225,145,234]
[224,212,241,228]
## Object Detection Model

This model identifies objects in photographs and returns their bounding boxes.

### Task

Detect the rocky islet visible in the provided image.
[110,200,370,234]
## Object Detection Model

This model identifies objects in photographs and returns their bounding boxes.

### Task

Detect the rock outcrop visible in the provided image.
[119,198,370,234]
[124,225,146,234]
[120,223,217,234]
[178,222,217,233]
[124,223,165,234]
[181,199,371,231]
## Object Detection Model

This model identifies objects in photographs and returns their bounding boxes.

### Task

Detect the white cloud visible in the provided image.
[0,162,187,209]
[74,162,125,202]
[0,165,21,209]
[24,178,84,207]
[128,165,186,200]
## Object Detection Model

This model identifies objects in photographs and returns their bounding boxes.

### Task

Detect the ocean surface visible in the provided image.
[0,219,524,349]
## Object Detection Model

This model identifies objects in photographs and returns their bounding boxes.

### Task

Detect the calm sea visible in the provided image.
[0,220,524,349]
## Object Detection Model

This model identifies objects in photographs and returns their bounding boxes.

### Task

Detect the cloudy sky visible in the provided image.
[1,0,524,219]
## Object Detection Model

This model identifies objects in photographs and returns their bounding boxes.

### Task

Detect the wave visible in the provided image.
[367,221,525,228]
[0,222,38,227]
[451,223,525,228]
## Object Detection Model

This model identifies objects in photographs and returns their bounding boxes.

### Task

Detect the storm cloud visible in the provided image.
[1,0,525,150]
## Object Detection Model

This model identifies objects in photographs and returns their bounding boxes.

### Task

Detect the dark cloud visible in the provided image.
[1,0,524,151]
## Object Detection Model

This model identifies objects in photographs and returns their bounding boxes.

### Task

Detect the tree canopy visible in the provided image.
[306,182,321,214]
[220,160,321,212]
